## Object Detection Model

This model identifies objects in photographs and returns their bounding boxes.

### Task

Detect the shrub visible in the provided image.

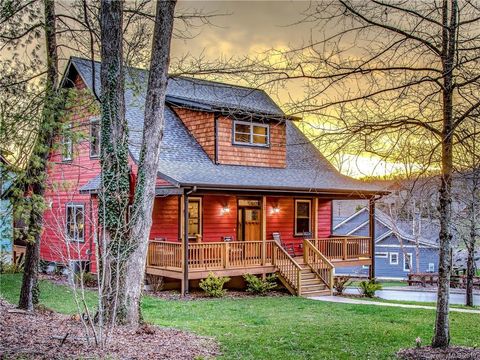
[147,274,164,293]
[199,272,230,297]
[0,255,24,274]
[358,279,382,298]
[75,271,97,287]
[244,273,277,295]
[333,276,350,295]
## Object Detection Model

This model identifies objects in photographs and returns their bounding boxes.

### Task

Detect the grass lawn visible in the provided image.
[1,273,480,359]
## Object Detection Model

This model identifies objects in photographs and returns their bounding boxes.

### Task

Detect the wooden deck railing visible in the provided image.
[147,240,182,269]
[272,242,302,295]
[147,240,274,270]
[311,237,371,261]
[303,239,334,290]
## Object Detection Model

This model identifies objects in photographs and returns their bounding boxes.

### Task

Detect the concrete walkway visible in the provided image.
[309,295,480,314]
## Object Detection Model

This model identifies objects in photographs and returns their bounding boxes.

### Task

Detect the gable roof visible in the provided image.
[67,57,386,196]
[333,207,438,248]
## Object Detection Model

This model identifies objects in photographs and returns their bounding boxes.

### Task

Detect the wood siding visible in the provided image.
[201,195,237,241]
[172,108,215,161]
[217,116,286,168]
[150,196,179,241]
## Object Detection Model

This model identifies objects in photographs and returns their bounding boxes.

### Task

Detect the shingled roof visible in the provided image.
[67,57,384,196]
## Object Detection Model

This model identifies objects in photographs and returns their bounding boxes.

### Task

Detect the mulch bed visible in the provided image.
[147,289,290,301]
[397,346,480,360]
[0,299,219,359]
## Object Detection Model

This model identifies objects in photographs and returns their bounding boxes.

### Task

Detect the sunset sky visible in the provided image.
[170,1,405,178]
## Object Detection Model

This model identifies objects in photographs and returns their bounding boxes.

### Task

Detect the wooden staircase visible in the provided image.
[296,257,331,297]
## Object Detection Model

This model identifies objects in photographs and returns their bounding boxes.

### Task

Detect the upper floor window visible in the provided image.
[233,121,269,147]
[62,124,73,162]
[294,199,311,236]
[90,119,100,158]
[66,204,84,242]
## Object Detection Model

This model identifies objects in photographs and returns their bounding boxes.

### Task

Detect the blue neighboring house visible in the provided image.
[0,155,14,263]
[333,207,439,279]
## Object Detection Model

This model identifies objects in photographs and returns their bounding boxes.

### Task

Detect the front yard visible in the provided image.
[1,273,479,359]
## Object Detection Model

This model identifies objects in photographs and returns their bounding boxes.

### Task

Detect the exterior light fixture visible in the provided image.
[221,205,230,215]
[272,203,280,214]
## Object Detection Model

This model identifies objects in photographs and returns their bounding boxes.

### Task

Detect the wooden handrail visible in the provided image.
[303,239,334,290]
[272,241,303,296]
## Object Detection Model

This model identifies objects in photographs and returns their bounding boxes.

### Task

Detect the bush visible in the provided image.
[75,271,97,287]
[333,276,350,295]
[0,255,24,274]
[199,272,230,297]
[244,273,277,295]
[358,279,382,298]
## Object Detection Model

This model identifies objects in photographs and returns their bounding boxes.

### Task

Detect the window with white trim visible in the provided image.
[375,252,388,258]
[403,253,413,272]
[66,204,85,242]
[294,199,311,235]
[389,252,399,265]
[90,119,100,158]
[233,121,269,147]
[428,263,435,272]
[62,124,73,161]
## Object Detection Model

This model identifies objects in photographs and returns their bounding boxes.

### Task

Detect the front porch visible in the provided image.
[146,236,372,296]
[144,191,375,296]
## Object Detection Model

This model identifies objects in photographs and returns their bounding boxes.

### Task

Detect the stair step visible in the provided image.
[301,284,326,292]
[301,278,322,286]
[302,289,331,297]
[301,273,316,280]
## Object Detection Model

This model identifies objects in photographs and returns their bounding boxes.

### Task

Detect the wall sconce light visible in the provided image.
[272,204,280,214]
[221,204,230,215]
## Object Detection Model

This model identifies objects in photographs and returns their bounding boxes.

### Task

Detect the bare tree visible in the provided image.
[229,0,480,347]
[123,0,177,326]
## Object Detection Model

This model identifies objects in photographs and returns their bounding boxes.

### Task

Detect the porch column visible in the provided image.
[261,195,267,265]
[182,191,189,296]
[369,198,376,279]
[313,197,319,240]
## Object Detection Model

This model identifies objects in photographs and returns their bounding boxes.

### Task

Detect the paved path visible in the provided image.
[309,295,480,314]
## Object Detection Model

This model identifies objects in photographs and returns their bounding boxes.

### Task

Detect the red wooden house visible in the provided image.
[41,57,385,297]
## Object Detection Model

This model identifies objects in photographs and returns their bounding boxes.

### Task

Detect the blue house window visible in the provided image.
[389,252,398,265]
[403,253,413,272]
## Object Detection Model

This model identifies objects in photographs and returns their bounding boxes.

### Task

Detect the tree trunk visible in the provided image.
[99,0,130,326]
[123,0,177,326]
[432,0,457,348]
[466,242,475,307]
[18,0,58,311]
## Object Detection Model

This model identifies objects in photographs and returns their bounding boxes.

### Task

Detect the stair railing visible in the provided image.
[303,239,334,291]
[272,241,303,296]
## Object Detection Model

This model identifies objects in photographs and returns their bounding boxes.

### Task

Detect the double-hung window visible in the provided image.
[389,252,399,265]
[294,199,311,235]
[66,204,85,242]
[233,121,269,147]
[90,119,100,158]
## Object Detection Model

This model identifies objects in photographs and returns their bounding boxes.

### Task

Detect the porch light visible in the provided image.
[272,206,280,214]
[221,206,230,215]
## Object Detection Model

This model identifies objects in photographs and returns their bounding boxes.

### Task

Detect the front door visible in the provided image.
[237,199,261,242]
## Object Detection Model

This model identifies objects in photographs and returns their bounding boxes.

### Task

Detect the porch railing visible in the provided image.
[147,240,274,270]
[311,237,371,261]
[272,241,303,296]
[303,239,334,290]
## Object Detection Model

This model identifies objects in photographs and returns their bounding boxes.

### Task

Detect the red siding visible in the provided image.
[149,196,179,241]
[318,200,332,237]
[41,74,101,268]
[201,195,237,242]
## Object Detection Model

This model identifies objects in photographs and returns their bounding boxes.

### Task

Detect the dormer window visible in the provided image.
[233,121,269,147]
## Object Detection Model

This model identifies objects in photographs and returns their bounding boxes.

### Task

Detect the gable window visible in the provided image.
[403,253,413,272]
[389,252,399,265]
[66,204,84,242]
[90,119,100,158]
[233,121,269,147]
[294,199,311,235]
[62,124,73,162]
[188,198,202,240]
